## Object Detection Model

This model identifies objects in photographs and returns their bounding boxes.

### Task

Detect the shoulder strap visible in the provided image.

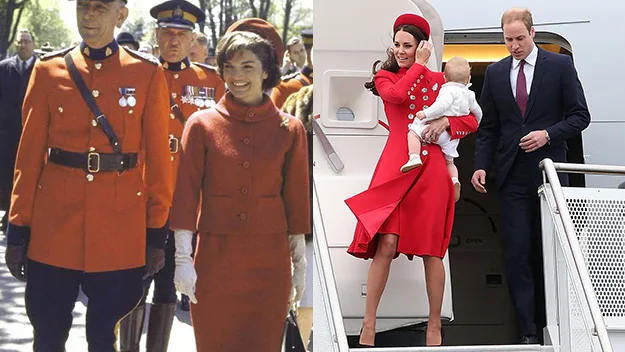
[295,75,310,87]
[169,97,186,125]
[64,52,122,154]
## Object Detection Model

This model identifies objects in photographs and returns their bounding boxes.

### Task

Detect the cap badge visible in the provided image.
[173,6,184,18]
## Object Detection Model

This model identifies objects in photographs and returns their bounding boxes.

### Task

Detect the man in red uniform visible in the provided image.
[118,1,225,351]
[4,0,173,350]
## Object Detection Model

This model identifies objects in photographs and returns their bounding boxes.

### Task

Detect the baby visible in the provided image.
[400,56,482,201]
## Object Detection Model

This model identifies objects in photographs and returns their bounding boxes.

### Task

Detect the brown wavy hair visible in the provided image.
[364,24,428,96]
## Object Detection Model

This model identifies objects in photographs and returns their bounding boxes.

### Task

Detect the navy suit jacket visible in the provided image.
[475,47,590,190]
[0,55,36,188]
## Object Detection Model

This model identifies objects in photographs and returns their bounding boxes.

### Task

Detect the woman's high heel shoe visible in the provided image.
[357,327,375,347]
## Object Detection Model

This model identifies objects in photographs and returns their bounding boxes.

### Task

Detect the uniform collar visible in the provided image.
[80,40,119,61]
[216,92,281,123]
[159,57,191,71]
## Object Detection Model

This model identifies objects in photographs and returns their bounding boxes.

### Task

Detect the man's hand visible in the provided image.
[471,169,488,194]
[416,111,426,120]
[5,245,28,282]
[520,130,548,153]
[144,247,165,279]
[422,117,450,143]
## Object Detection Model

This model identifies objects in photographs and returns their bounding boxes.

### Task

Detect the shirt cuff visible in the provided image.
[7,223,31,246]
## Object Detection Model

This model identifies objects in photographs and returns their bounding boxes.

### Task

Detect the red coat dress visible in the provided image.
[346,64,478,260]
[170,93,310,352]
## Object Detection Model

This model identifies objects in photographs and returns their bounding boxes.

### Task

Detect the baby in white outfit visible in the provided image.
[400,56,483,201]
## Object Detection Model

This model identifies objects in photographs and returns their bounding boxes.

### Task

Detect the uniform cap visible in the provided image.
[150,0,205,31]
[226,18,284,66]
[393,13,430,39]
[116,32,139,49]
[300,28,313,47]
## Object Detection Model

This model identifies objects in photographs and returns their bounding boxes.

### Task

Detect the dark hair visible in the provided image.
[364,24,427,96]
[216,31,281,91]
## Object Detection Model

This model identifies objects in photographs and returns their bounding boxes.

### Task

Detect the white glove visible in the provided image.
[174,229,198,304]
[289,234,307,307]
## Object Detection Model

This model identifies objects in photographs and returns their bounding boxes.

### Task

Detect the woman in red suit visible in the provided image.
[345,14,479,347]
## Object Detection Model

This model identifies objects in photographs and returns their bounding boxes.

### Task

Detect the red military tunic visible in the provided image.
[161,58,225,183]
[270,68,312,109]
[170,93,310,351]
[10,45,173,272]
[346,63,478,259]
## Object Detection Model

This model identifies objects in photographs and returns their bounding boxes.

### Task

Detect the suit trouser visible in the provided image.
[25,259,144,352]
[140,231,177,304]
[498,159,547,338]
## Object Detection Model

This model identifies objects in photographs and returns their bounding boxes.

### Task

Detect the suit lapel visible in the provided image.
[502,56,524,119]
[9,55,19,73]
[524,47,546,119]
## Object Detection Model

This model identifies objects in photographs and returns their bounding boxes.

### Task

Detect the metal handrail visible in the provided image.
[539,158,614,352]
[548,161,625,176]
[313,181,351,351]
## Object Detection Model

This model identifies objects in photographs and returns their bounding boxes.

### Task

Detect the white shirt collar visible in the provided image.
[512,43,538,69]
[443,81,470,89]
[16,55,34,67]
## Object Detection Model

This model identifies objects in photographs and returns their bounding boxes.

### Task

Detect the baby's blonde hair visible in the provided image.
[444,56,471,84]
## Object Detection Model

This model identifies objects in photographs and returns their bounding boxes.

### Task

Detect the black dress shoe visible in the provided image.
[180,294,190,311]
[520,335,540,344]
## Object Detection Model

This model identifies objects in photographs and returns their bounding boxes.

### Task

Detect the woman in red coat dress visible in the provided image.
[345,14,478,346]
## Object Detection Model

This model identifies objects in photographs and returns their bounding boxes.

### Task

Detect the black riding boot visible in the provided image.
[119,303,146,352]
[146,302,176,352]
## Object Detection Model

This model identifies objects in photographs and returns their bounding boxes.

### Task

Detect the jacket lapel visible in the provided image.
[10,55,19,73]
[524,47,546,120]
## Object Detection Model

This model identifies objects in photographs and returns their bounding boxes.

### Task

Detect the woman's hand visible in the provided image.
[415,41,432,66]
[174,229,198,304]
[422,117,450,143]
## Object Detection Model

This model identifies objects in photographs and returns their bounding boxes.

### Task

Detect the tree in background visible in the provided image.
[0,0,29,59]
[280,0,310,46]
[26,0,70,51]
[122,16,148,43]
[197,0,310,50]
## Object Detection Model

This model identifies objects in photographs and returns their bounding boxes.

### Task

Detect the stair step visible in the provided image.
[351,345,548,351]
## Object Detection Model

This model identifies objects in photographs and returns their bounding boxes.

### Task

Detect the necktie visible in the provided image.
[516,60,528,117]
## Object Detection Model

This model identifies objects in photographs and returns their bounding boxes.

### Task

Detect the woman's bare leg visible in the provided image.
[359,234,399,346]
[423,255,445,346]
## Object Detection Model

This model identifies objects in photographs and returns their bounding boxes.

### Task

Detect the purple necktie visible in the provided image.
[516,60,528,117]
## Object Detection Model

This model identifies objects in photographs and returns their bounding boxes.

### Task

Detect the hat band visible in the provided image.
[156,10,198,24]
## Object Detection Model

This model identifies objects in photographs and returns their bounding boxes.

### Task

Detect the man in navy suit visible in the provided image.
[0,29,36,232]
[471,8,590,344]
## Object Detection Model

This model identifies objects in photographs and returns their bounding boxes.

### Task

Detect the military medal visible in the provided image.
[126,88,137,107]
[119,87,136,107]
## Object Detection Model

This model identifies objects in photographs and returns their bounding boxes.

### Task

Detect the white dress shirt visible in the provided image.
[510,44,538,99]
[16,55,35,72]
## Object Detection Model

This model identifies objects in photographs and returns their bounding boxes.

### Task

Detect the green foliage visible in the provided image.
[25,0,70,50]
[123,16,149,43]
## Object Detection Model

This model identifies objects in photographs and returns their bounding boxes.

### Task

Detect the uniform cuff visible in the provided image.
[7,223,31,246]
[146,226,169,249]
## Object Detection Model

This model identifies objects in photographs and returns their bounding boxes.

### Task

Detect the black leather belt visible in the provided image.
[169,135,180,153]
[48,148,138,173]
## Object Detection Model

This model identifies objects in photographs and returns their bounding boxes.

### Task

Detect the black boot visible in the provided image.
[119,303,146,352]
[146,302,176,352]
[180,294,190,311]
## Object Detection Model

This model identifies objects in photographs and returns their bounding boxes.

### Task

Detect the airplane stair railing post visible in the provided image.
[539,158,625,352]
[313,180,351,352]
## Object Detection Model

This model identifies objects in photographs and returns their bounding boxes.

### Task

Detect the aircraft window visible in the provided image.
[336,107,355,121]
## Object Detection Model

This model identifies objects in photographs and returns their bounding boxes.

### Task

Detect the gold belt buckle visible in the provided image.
[169,135,179,154]
[87,152,101,173]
